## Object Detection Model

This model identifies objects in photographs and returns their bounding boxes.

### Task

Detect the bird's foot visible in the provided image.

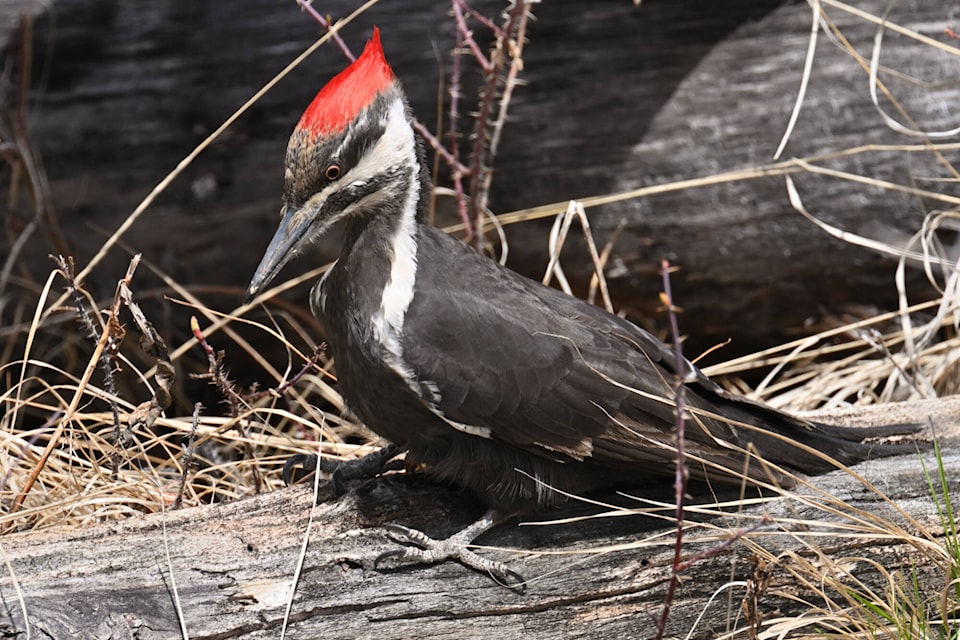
[282,443,404,497]
[375,511,525,591]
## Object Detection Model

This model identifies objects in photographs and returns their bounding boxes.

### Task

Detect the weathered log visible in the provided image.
[597,0,959,353]
[2,0,954,362]
[0,397,956,639]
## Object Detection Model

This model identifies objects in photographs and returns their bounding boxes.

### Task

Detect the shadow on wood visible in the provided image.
[0,397,957,639]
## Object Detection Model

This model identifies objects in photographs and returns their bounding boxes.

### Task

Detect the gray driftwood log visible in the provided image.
[2,0,957,360]
[0,397,957,639]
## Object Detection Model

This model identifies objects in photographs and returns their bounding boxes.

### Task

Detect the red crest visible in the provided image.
[297,28,395,138]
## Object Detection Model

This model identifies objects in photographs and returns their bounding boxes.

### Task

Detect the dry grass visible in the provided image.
[3,186,953,533]
[1,0,959,637]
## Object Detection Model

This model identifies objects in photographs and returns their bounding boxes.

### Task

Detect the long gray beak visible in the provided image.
[244,206,311,304]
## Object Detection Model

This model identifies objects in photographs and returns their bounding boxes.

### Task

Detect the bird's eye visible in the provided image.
[325,163,342,181]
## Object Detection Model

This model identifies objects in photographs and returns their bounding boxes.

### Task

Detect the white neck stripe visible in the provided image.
[370,98,420,380]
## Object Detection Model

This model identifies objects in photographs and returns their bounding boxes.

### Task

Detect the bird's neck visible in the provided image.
[340,121,430,255]
[324,136,429,365]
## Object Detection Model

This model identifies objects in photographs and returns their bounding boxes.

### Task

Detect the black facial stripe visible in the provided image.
[336,108,388,175]
[284,90,397,210]
[322,166,409,217]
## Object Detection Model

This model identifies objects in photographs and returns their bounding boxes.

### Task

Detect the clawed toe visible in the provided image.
[375,520,525,591]
[383,523,433,548]
[283,444,404,497]
[282,453,317,486]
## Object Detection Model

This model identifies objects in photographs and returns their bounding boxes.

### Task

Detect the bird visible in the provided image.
[246,29,918,587]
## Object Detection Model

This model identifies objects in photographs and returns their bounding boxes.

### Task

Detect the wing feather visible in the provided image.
[396,226,917,485]
[401,226,681,464]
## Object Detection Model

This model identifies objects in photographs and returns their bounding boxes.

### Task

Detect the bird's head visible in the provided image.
[246,28,421,302]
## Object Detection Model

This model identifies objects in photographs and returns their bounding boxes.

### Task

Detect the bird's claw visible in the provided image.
[375,523,526,591]
[282,453,317,486]
[283,444,404,497]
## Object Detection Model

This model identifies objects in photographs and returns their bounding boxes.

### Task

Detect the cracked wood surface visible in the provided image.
[0,397,957,639]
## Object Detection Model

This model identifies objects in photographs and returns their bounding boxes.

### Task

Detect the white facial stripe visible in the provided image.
[335,97,416,194]
[366,96,419,344]
[297,101,401,220]
[335,110,368,157]
[319,95,493,441]
[376,185,418,340]
[315,259,338,313]
[341,97,427,403]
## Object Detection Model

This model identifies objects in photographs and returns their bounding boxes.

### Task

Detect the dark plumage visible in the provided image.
[247,30,917,585]
[319,219,904,510]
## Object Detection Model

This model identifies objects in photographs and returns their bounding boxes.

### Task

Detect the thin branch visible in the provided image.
[448,13,473,238]
[676,516,770,572]
[455,0,505,38]
[465,1,534,249]
[53,254,125,478]
[190,316,263,493]
[121,257,175,462]
[654,259,689,640]
[243,344,327,404]
[452,0,492,71]
[481,5,530,199]
[414,121,466,174]
[295,0,355,61]
[174,403,202,510]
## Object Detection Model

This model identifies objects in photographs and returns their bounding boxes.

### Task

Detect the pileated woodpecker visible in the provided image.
[247,29,916,586]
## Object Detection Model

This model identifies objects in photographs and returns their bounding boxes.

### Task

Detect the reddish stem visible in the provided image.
[654,259,690,640]
[295,0,355,61]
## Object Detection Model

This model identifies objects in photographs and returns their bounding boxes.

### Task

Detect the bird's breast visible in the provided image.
[310,257,445,446]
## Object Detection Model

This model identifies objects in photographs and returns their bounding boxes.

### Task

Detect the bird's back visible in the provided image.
[313,224,913,505]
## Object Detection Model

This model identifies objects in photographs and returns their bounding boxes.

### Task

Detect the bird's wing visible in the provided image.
[400,228,917,483]
[401,227,732,468]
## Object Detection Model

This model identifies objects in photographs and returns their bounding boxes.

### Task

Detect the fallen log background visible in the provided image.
[0,397,957,639]
[2,1,959,638]
[2,0,957,362]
